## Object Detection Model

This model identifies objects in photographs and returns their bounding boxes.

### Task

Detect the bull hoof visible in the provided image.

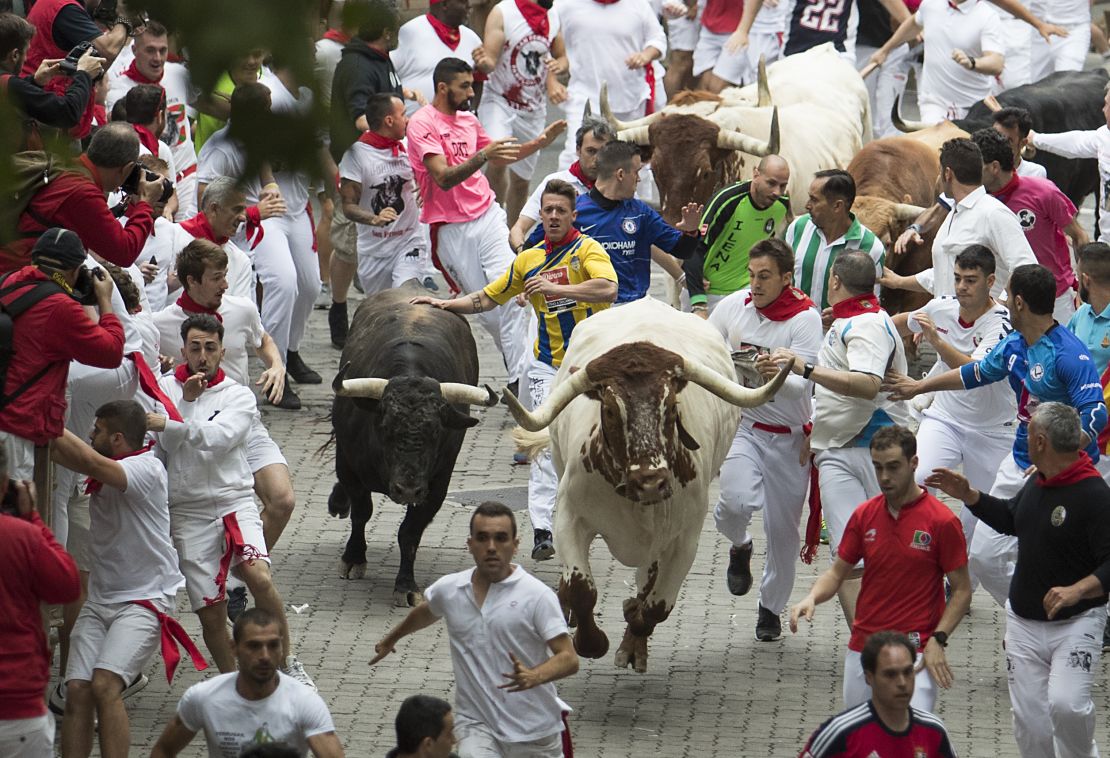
[573,625,609,659]
[339,560,366,579]
[393,589,424,607]
[614,629,649,673]
[328,486,351,519]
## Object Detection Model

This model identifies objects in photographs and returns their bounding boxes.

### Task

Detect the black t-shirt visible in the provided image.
[51,5,101,53]
[328,39,403,163]
[785,0,856,55]
[856,0,896,49]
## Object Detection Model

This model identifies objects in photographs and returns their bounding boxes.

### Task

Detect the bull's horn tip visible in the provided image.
[483,384,499,407]
[331,362,351,393]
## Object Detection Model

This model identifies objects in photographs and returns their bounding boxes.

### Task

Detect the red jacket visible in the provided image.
[0,266,124,444]
[2,156,155,274]
[0,510,80,719]
[22,0,96,138]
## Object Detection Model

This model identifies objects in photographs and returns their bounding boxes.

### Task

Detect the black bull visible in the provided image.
[326,281,495,606]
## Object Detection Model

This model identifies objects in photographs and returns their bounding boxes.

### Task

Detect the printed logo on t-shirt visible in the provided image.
[370,175,407,214]
[764,218,775,234]
[910,530,932,551]
[621,217,639,235]
[1017,208,1036,230]
[864,527,877,542]
[538,267,575,313]
[913,747,928,758]
[1051,505,1067,526]
[1030,363,1045,381]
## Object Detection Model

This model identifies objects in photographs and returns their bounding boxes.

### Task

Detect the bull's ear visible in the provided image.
[440,404,479,429]
[676,412,700,451]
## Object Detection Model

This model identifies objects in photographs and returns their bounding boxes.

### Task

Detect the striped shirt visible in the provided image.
[800,701,958,757]
[787,213,885,310]
[484,234,617,368]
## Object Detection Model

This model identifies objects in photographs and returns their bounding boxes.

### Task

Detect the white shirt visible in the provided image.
[1032,125,1110,245]
[425,566,570,743]
[156,373,257,515]
[915,0,1006,109]
[906,298,1016,430]
[87,452,185,604]
[314,37,345,107]
[197,127,262,203]
[520,168,589,222]
[338,141,425,259]
[1030,0,1089,25]
[556,0,668,113]
[259,71,314,212]
[154,295,264,387]
[140,220,254,308]
[708,288,822,427]
[391,16,483,112]
[177,671,335,758]
[486,0,561,113]
[1016,159,1048,180]
[915,186,1037,298]
[811,309,914,450]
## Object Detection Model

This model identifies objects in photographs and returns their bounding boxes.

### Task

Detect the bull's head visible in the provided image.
[503,342,789,504]
[851,195,926,249]
[333,364,497,505]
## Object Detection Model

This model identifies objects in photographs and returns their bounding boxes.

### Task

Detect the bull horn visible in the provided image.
[583,100,592,120]
[716,106,779,156]
[891,96,928,133]
[892,202,927,222]
[617,125,652,146]
[757,55,771,107]
[440,382,498,407]
[600,82,663,132]
[677,356,791,408]
[502,368,594,432]
[335,377,389,398]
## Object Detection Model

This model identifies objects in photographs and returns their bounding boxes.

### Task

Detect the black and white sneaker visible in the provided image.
[755,605,782,642]
[48,682,66,718]
[121,673,149,699]
[282,656,317,692]
[227,585,249,622]
[532,529,555,561]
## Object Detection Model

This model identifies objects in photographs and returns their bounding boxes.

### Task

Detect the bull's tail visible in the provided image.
[512,426,551,462]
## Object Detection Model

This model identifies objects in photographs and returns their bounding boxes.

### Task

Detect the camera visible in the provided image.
[121,165,174,205]
[58,41,103,81]
[0,485,19,516]
[72,265,107,306]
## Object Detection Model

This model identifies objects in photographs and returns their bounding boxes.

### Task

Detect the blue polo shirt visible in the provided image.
[1068,302,1110,454]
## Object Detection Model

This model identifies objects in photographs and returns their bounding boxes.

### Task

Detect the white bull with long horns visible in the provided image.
[504,298,789,672]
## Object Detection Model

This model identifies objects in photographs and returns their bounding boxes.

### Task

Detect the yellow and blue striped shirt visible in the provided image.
[484,234,616,367]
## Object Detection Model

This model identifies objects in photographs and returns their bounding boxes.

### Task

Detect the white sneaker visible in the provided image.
[314,284,331,310]
[282,656,317,692]
[121,673,149,700]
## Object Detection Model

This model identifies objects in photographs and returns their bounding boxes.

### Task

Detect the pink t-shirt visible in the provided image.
[994,174,1078,297]
[406,104,494,224]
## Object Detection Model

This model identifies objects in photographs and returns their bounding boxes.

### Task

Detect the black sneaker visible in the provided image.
[532,529,555,561]
[422,276,439,292]
[270,385,302,410]
[286,351,322,384]
[1103,622,1110,652]
[755,604,782,641]
[227,585,249,622]
[328,301,348,349]
[726,542,754,596]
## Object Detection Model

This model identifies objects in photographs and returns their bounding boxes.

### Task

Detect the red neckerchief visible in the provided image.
[174,362,226,388]
[426,14,461,50]
[1036,452,1102,487]
[993,173,1021,203]
[91,103,107,127]
[123,60,163,85]
[133,124,161,156]
[747,286,814,321]
[568,160,595,190]
[130,599,209,683]
[176,291,224,323]
[84,441,155,495]
[78,154,104,190]
[545,227,581,258]
[593,0,621,4]
[359,130,406,156]
[180,212,229,246]
[644,59,656,115]
[129,352,183,421]
[243,205,265,250]
[515,0,550,36]
[363,42,390,61]
[831,292,881,319]
[322,29,352,45]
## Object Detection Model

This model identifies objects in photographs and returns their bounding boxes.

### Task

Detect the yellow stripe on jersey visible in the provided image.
[484,234,616,368]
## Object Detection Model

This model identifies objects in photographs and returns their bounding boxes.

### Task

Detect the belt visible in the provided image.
[751,421,813,435]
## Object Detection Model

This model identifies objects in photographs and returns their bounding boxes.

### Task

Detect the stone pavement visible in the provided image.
[64,272,1108,758]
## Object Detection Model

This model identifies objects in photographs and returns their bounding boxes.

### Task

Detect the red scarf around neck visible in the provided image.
[831,292,881,320]
[426,13,461,50]
[993,173,1021,203]
[123,60,163,85]
[129,352,183,421]
[1037,451,1102,487]
[515,0,550,36]
[593,0,621,4]
[568,160,595,190]
[174,362,227,388]
[176,291,224,322]
[84,441,156,495]
[359,130,406,156]
[748,286,815,321]
[180,212,229,246]
[545,227,581,257]
[322,29,352,45]
[133,124,161,157]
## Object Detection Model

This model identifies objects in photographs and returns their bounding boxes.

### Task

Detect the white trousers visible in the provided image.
[814,446,880,559]
[455,714,563,758]
[970,453,1026,608]
[1006,605,1105,758]
[477,94,547,179]
[560,87,644,170]
[714,420,810,613]
[0,714,54,758]
[843,648,937,712]
[1030,21,1090,81]
[527,360,559,531]
[994,16,1033,93]
[1055,289,1078,325]
[0,431,34,481]
[357,246,428,298]
[433,204,531,384]
[252,209,321,356]
[857,43,917,138]
[917,99,969,125]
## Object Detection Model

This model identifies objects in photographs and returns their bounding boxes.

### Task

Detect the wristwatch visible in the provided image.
[114,17,135,36]
[931,631,949,648]
[802,362,815,380]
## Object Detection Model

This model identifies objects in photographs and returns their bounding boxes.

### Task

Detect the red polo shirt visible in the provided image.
[838,489,967,652]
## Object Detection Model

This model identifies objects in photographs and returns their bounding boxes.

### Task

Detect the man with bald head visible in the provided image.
[685,155,792,316]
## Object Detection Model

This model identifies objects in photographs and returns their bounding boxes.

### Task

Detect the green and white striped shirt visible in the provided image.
[787,213,885,311]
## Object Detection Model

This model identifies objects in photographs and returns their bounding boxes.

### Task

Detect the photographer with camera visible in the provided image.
[20,0,144,140]
[0,13,105,147]
[0,227,124,483]
[2,122,160,274]
[0,444,81,757]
